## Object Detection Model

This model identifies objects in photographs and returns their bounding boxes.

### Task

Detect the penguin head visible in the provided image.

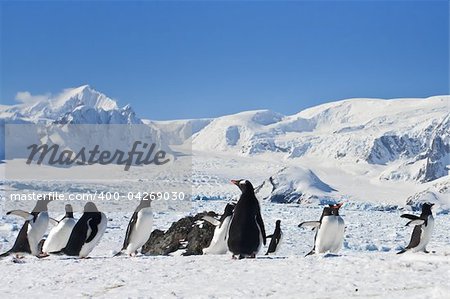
[231,179,255,194]
[33,195,55,212]
[140,193,153,208]
[223,203,235,216]
[275,220,281,227]
[84,202,99,213]
[65,204,73,213]
[329,203,343,216]
[322,206,333,217]
[65,204,74,218]
[422,202,434,215]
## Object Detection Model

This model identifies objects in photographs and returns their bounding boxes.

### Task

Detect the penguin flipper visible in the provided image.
[397,249,407,254]
[113,251,124,257]
[6,210,33,221]
[400,214,420,220]
[256,211,266,245]
[405,219,425,226]
[48,217,60,226]
[305,249,315,257]
[298,221,320,228]
[266,234,274,239]
[122,212,138,250]
[202,216,220,226]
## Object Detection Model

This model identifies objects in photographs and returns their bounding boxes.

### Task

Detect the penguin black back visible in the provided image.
[218,203,235,228]
[228,179,266,257]
[63,203,102,256]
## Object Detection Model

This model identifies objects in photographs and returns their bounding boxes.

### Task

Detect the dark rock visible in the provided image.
[141,211,217,256]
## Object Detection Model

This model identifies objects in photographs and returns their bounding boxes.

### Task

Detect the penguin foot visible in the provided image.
[423,250,430,254]
[12,257,26,264]
[37,253,50,259]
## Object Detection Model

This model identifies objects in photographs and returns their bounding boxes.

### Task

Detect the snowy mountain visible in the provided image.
[0,86,161,161]
[1,86,448,209]
[186,96,449,184]
[0,85,141,124]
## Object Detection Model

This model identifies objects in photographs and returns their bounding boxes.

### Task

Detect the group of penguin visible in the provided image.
[0,179,436,260]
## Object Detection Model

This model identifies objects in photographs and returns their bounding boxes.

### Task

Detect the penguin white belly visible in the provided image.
[412,216,434,252]
[272,233,283,254]
[27,212,49,256]
[125,208,153,255]
[330,217,345,253]
[79,213,107,258]
[43,218,76,253]
[315,217,338,254]
[203,216,231,255]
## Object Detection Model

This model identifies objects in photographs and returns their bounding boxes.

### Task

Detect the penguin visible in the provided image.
[397,202,434,254]
[265,220,282,255]
[329,203,345,253]
[0,196,53,258]
[63,202,107,258]
[227,179,266,259]
[42,204,76,254]
[202,203,235,255]
[298,205,341,256]
[116,196,153,256]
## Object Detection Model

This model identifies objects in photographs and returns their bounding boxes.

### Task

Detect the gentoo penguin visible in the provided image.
[202,203,235,255]
[265,220,282,255]
[116,196,153,256]
[329,203,345,253]
[0,196,53,258]
[397,202,435,254]
[42,204,76,254]
[227,179,266,259]
[298,205,341,256]
[63,202,107,258]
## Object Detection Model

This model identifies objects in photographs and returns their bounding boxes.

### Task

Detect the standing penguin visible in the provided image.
[63,202,107,258]
[397,202,434,254]
[42,204,76,254]
[265,220,282,255]
[227,179,266,259]
[202,203,235,255]
[329,203,345,253]
[0,196,53,258]
[298,205,340,256]
[116,196,153,256]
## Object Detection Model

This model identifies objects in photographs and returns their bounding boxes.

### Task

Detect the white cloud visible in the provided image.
[15,91,51,104]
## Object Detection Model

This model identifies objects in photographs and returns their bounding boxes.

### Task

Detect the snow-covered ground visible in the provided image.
[0,199,449,298]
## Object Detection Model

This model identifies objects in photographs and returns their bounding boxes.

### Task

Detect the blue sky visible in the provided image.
[1,1,448,120]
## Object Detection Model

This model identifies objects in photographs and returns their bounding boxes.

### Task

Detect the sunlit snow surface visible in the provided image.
[0,199,449,298]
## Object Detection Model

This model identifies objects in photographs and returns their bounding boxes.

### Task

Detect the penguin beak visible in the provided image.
[336,203,344,209]
[231,180,239,186]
